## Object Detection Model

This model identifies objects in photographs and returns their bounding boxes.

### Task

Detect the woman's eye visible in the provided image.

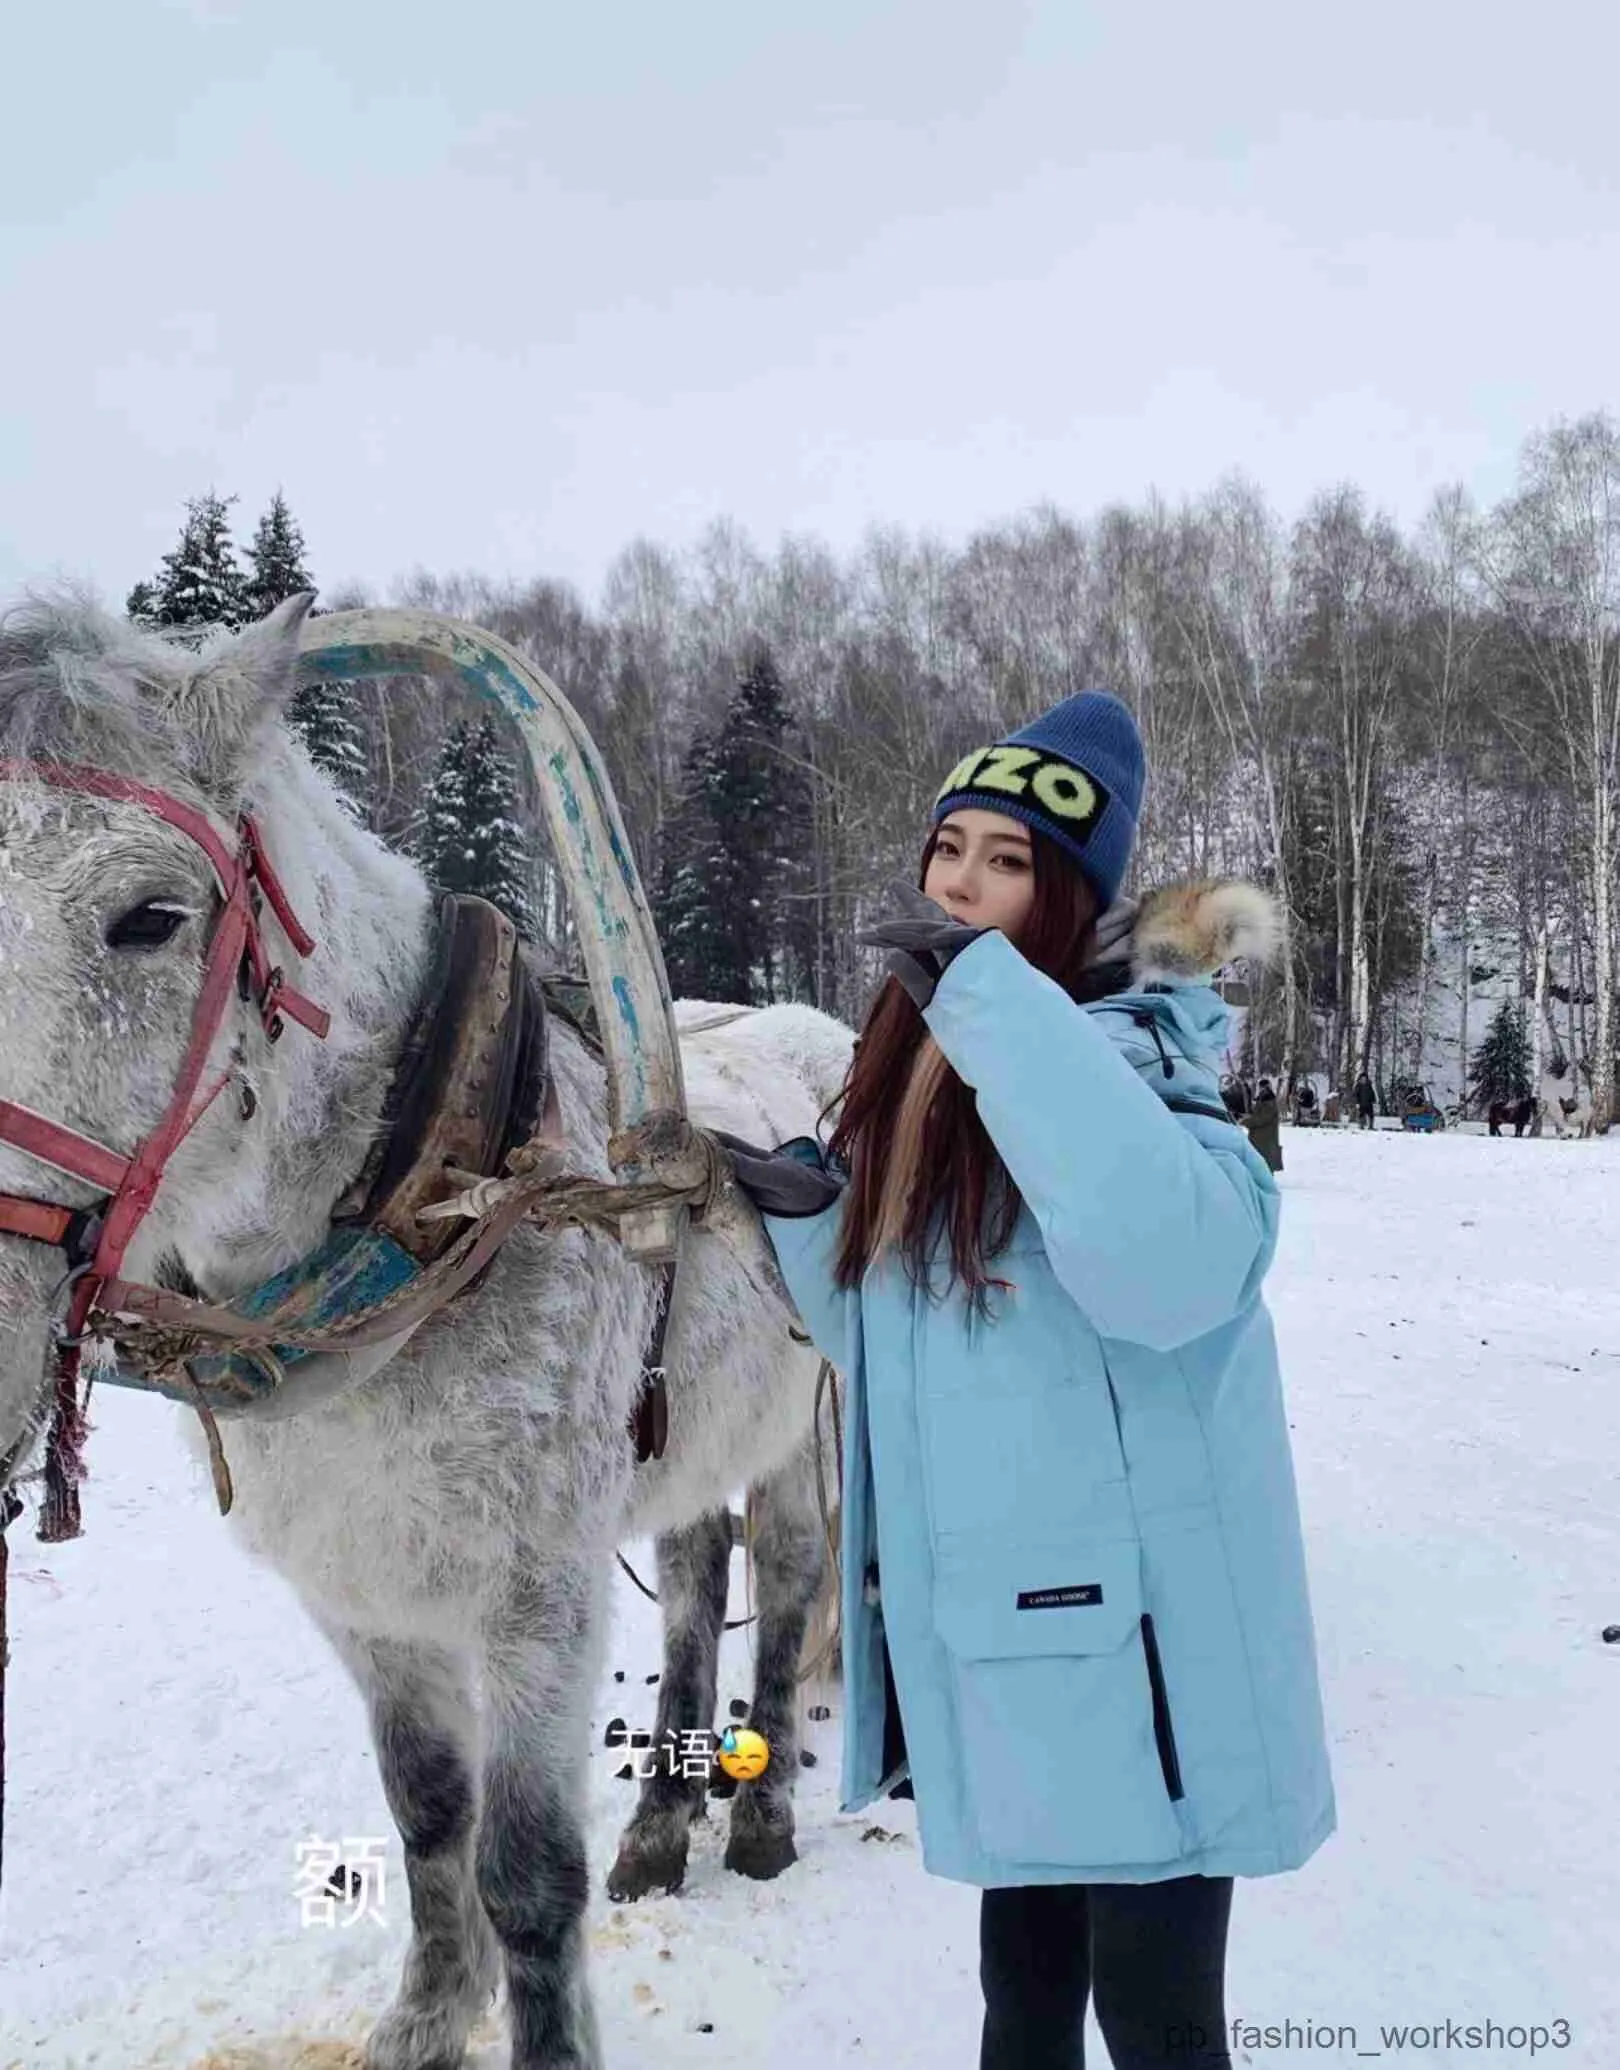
[105,901,191,951]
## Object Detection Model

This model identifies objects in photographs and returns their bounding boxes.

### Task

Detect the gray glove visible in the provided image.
[711,1131,845,1219]
[856,878,988,1010]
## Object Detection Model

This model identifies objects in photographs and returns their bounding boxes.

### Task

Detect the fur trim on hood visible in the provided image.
[1085,880,1282,990]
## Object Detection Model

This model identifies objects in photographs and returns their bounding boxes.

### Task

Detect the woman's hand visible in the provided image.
[857,878,988,1010]
[711,1131,846,1218]
[609,1120,844,1221]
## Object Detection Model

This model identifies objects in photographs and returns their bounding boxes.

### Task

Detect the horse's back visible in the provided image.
[674,997,855,1147]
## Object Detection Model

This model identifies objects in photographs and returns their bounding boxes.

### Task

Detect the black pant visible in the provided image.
[979,1875,1233,2070]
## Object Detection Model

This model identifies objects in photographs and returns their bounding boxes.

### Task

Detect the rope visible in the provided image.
[614,1547,757,1634]
[612,1353,844,1688]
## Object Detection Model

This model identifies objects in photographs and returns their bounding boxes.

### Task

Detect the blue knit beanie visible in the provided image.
[930,690,1145,908]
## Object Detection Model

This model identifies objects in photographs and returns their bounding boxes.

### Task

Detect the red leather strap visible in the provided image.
[241,815,316,957]
[0,754,334,1545]
[0,1102,130,1193]
[0,762,328,1031]
[0,761,240,890]
[0,759,333,1306]
[90,900,252,1280]
[0,1196,77,1247]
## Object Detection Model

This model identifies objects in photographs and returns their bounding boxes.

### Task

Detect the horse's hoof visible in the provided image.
[364,2005,470,2070]
[606,1840,689,1902]
[723,1825,798,1880]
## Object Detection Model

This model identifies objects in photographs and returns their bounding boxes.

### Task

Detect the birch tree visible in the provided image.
[1473,415,1620,1128]
[1405,487,1489,1088]
[1293,488,1417,1084]
[1170,479,1304,1071]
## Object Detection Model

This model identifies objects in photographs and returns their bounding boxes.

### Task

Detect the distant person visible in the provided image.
[1244,1080,1283,1172]
[1353,1074,1375,1130]
[1221,1074,1251,1122]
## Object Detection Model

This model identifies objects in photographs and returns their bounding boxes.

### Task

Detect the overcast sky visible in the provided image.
[4,0,1618,612]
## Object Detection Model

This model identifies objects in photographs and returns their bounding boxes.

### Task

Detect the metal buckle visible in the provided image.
[260,967,286,1042]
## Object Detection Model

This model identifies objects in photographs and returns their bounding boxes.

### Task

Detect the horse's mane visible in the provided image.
[0,589,224,794]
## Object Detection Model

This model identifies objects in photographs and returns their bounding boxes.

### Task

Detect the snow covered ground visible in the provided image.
[2,1125,1617,2070]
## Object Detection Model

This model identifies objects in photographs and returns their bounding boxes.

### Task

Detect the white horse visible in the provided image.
[0,594,850,2069]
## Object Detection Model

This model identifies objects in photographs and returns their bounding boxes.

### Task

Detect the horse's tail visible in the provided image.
[733,1474,841,1692]
[797,1492,843,1689]
[800,1357,844,1689]
[745,1364,844,1692]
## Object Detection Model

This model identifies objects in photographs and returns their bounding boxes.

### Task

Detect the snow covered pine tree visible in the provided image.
[245,490,314,618]
[245,492,369,815]
[653,646,813,1004]
[413,714,540,940]
[654,722,736,999]
[128,490,251,640]
[1469,999,1531,1112]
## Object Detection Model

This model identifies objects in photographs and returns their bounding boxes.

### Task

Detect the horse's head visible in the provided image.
[0,591,387,1493]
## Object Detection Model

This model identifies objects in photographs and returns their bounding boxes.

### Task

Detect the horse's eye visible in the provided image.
[105,901,191,951]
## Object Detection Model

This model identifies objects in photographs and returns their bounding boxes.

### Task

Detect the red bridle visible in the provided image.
[0,760,331,1537]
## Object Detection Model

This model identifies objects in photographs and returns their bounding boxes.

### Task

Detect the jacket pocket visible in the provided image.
[933,1539,1187,1868]
[1139,1611,1185,1800]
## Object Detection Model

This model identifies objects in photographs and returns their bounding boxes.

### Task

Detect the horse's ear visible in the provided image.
[173,592,317,791]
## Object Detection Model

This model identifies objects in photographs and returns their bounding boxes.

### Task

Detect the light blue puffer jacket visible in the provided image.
[762,926,1336,1886]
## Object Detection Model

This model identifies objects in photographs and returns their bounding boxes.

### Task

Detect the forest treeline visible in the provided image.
[121,410,1620,1126]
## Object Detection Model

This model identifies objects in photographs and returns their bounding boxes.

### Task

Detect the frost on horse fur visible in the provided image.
[0,595,851,2070]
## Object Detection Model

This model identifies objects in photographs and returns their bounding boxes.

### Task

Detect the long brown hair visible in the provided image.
[823,821,1099,1310]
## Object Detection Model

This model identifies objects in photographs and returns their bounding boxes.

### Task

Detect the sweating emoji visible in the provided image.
[716,1725,770,1782]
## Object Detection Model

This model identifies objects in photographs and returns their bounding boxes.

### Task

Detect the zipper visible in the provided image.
[1129,1010,1176,1079]
[1139,1613,1185,1801]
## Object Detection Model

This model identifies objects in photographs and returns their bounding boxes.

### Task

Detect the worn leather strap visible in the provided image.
[99,1072,569,1359]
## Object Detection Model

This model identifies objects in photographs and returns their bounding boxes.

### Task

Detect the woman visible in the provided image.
[692,691,1334,2070]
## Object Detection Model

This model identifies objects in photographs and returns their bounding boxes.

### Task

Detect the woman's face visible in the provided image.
[923,809,1037,943]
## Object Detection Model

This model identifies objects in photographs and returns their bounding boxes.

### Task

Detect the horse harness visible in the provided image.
[0,759,678,1550]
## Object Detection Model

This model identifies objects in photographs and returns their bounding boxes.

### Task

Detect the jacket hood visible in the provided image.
[1075,878,1282,1064]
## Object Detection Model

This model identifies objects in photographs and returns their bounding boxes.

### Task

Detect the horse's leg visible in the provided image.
[317,1626,495,2070]
[477,1564,608,2070]
[725,1430,827,1880]
[605,1508,732,1901]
